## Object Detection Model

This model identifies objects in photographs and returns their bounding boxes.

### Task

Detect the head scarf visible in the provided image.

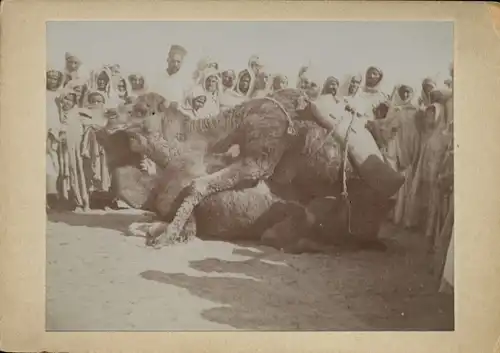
[169,44,188,58]
[429,88,453,128]
[417,102,444,134]
[64,52,82,76]
[182,85,206,110]
[271,74,288,91]
[64,78,88,107]
[300,65,324,86]
[219,70,245,109]
[363,66,384,93]
[389,84,416,109]
[193,56,219,83]
[296,65,310,89]
[109,64,121,76]
[234,69,255,97]
[89,66,113,96]
[199,67,221,93]
[249,71,272,98]
[65,52,81,64]
[127,72,148,96]
[58,86,78,100]
[63,52,89,86]
[297,65,325,100]
[321,76,340,96]
[46,69,64,92]
[338,73,363,98]
[221,69,237,90]
[86,90,107,107]
[195,68,220,118]
[248,55,264,73]
[56,87,79,117]
[113,76,132,101]
[420,77,437,107]
[177,85,209,120]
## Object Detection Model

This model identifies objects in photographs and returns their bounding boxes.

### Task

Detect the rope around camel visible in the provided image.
[264,94,356,235]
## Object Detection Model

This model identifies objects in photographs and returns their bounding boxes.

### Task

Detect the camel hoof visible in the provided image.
[145,235,156,247]
[153,224,184,248]
[152,234,175,249]
[144,222,168,247]
[146,233,163,249]
[151,238,165,249]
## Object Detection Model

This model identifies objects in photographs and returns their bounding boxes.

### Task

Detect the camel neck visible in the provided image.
[183,104,245,140]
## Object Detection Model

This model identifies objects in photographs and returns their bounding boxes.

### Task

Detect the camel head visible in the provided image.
[128,92,170,133]
[132,92,170,117]
[99,127,157,209]
[100,129,144,170]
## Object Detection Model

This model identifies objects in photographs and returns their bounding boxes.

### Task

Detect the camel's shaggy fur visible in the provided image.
[137,89,401,248]
[124,90,402,250]
[147,89,327,247]
[99,128,298,244]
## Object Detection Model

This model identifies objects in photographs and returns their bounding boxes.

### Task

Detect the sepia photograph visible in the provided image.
[45,20,454,332]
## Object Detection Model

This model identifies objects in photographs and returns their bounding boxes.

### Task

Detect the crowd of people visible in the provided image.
[46,44,454,255]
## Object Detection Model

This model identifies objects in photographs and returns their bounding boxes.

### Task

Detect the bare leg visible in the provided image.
[152,159,269,248]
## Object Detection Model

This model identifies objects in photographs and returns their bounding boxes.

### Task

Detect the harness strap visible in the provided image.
[263,96,297,136]
[265,93,357,234]
[341,113,356,235]
[303,109,356,236]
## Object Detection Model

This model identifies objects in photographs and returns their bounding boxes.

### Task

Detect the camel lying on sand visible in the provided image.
[128,90,404,248]
[96,126,305,247]
[98,121,393,252]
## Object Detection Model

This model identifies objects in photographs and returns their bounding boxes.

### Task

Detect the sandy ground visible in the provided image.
[46,208,454,331]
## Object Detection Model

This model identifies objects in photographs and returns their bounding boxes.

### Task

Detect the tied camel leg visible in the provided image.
[151,158,273,248]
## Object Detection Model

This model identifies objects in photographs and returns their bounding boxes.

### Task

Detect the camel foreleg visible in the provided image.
[151,159,268,248]
[144,215,197,246]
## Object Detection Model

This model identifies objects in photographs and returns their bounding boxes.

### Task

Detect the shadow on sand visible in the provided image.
[48,210,454,331]
[47,210,151,234]
[140,226,454,331]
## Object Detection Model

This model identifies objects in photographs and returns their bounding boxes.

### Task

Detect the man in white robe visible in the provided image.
[151,44,191,108]
[339,73,364,117]
[356,66,389,121]
[62,52,89,88]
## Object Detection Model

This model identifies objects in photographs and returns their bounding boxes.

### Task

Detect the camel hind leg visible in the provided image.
[152,158,273,248]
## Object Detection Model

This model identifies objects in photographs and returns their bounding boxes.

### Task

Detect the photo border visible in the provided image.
[1,1,500,352]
